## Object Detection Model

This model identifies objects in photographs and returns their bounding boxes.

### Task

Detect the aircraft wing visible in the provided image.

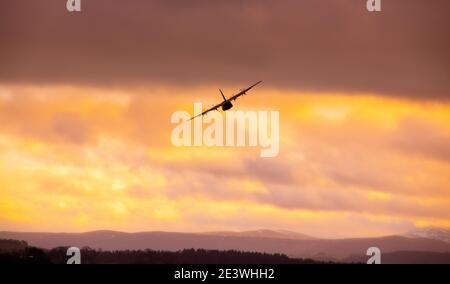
[228,80,262,102]
[189,101,225,120]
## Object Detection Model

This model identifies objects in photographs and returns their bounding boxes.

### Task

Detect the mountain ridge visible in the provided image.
[2,230,450,261]
[405,227,450,243]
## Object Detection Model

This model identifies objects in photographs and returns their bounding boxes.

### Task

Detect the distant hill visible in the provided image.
[203,229,315,240]
[1,230,450,262]
[405,227,450,243]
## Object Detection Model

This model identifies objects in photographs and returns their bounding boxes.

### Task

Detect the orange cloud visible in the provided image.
[0,84,449,237]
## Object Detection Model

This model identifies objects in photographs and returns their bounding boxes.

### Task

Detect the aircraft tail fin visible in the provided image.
[219,89,226,101]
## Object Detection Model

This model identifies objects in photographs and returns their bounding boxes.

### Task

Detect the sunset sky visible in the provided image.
[0,0,449,238]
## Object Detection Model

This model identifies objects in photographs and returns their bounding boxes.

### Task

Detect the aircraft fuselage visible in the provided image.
[222,100,233,111]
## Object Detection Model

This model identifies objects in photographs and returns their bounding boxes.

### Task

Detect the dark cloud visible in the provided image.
[52,112,90,144]
[161,165,450,220]
[1,0,449,99]
[251,183,450,220]
[160,155,295,187]
[243,158,294,184]
[0,91,95,145]
[389,116,450,161]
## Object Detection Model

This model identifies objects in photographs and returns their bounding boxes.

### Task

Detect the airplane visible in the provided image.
[190,80,262,120]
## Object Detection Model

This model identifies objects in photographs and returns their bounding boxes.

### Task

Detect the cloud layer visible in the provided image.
[1,1,449,237]
[1,0,449,98]
[0,84,449,237]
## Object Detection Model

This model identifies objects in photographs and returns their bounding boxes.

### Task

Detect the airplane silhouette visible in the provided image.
[190,81,262,120]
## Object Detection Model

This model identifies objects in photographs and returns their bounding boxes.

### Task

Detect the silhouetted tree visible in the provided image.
[0,239,330,264]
